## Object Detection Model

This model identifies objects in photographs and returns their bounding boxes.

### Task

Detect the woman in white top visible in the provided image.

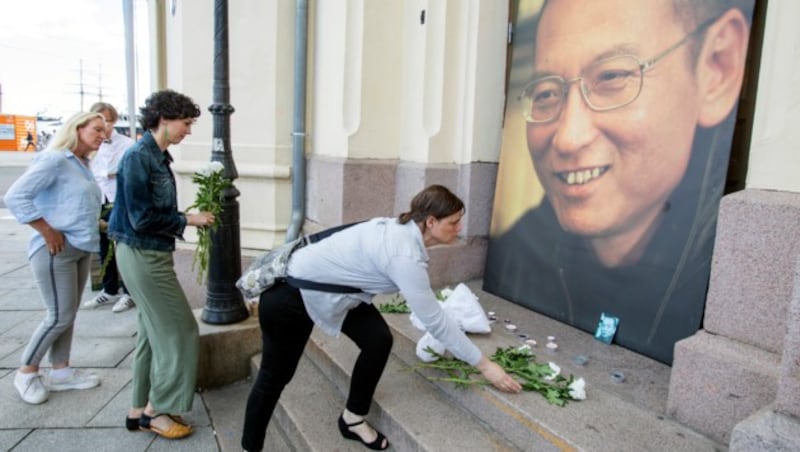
[241,185,521,451]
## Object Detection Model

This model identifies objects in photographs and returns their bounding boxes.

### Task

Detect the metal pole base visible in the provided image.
[201,297,248,324]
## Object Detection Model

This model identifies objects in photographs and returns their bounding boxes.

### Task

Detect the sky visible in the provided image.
[0,0,150,119]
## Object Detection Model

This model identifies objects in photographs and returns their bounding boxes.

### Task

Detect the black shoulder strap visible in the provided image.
[286,220,366,294]
[284,276,362,294]
[306,220,364,244]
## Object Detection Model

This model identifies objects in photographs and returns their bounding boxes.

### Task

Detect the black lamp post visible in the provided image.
[202,0,248,324]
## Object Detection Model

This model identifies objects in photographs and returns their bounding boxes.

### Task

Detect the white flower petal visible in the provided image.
[544,362,561,380]
[568,377,587,400]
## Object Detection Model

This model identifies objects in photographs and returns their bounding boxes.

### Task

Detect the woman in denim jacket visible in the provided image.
[4,112,106,405]
[108,90,214,440]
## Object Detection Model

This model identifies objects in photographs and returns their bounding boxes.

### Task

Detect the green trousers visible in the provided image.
[115,243,199,413]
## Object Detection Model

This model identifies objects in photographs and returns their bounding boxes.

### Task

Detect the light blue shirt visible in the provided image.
[4,149,102,258]
[288,217,482,366]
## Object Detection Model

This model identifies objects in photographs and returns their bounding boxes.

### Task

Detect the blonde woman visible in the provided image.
[4,112,106,404]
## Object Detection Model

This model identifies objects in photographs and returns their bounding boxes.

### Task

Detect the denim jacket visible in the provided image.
[108,131,187,251]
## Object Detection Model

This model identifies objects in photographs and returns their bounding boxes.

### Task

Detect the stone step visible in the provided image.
[270,354,369,451]
[201,378,293,452]
[245,279,726,451]
[375,281,727,452]
[304,328,520,452]
[251,350,518,452]
[250,345,519,451]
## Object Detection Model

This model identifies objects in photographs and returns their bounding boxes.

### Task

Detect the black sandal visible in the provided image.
[125,416,140,431]
[127,413,186,431]
[337,414,389,450]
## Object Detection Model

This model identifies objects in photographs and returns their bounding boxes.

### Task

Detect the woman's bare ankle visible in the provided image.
[342,409,377,443]
[342,408,363,425]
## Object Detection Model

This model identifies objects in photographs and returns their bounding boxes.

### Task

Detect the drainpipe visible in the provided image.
[286,0,309,242]
[122,0,136,138]
[148,0,167,91]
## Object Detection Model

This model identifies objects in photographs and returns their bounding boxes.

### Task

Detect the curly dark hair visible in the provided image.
[139,89,201,130]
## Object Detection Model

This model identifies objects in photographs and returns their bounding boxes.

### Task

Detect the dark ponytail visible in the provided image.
[398,185,465,226]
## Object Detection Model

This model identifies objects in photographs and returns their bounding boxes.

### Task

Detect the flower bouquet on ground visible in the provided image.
[187,161,232,283]
[411,345,586,406]
[378,294,411,313]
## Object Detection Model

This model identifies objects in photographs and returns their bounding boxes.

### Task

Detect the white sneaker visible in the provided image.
[14,371,49,404]
[82,291,121,309]
[112,294,135,313]
[47,369,100,391]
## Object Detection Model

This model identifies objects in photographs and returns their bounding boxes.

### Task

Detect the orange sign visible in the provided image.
[0,114,37,151]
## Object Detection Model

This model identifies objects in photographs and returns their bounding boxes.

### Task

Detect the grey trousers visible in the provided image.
[21,243,91,367]
[115,243,199,413]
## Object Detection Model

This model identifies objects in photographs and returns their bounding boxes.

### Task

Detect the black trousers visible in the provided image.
[99,202,125,295]
[241,282,393,452]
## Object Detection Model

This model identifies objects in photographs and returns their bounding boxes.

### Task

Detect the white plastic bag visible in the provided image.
[410,283,492,361]
[409,283,491,334]
[415,332,446,362]
[442,283,491,334]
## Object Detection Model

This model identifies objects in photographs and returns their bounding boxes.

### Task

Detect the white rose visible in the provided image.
[516,344,532,355]
[568,377,586,400]
[544,362,561,381]
[198,161,225,177]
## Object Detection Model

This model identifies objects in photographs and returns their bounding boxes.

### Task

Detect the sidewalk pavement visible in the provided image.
[0,151,35,168]
[0,208,253,452]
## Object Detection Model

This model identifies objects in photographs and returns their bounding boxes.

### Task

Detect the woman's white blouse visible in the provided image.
[287,217,482,365]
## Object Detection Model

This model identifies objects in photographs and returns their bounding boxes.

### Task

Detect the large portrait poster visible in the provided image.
[484,0,755,364]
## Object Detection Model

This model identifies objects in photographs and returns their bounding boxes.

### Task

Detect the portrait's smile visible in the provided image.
[554,165,609,186]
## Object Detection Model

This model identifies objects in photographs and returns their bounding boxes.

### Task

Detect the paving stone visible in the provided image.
[0,368,131,429]
[0,428,30,451]
[0,288,43,310]
[202,378,292,452]
[0,332,27,362]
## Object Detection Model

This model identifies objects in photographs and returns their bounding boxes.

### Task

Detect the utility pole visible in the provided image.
[79,59,85,111]
[70,59,109,110]
[98,64,104,102]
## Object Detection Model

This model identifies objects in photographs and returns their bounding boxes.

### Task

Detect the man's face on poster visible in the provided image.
[526,0,701,248]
